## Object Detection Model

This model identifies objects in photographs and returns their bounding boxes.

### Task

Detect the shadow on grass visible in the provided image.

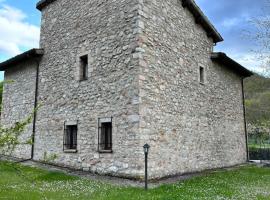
[34,171,78,182]
[0,161,78,183]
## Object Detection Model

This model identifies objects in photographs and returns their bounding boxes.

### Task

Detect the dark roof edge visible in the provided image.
[36,0,57,11]
[0,49,44,71]
[211,52,254,78]
[182,0,223,43]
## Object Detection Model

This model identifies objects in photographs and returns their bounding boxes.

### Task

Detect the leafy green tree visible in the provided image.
[245,75,270,125]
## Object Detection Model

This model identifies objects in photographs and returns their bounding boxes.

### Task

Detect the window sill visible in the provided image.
[79,78,88,82]
[199,82,205,85]
[98,150,113,154]
[64,149,78,153]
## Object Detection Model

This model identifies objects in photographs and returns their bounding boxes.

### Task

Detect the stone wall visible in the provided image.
[137,0,247,179]
[1,60,37,159]
[34,0,145,178]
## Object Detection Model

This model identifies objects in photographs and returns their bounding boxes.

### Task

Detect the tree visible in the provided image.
[249,1,270,77]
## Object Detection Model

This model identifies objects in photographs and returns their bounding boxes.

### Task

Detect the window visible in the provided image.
[199,66,205,84]
[64,124,77,151]
[98,118,112,152]
[79,54,88,80]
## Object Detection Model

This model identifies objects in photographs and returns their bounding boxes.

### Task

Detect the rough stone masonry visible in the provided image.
[0,0,253,180]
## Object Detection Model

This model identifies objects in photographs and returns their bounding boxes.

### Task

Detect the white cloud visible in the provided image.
[233,53,259,68]
[222,18,241,28]
[0,40,20,55]
[0,4,40,57]
[230,52,267,74]
[221,13,251,28]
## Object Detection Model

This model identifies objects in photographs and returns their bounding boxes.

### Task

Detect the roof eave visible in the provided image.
[182,0,223,43]
[211,52,254,78]
[36,0,57,11]
[0,49,44,71]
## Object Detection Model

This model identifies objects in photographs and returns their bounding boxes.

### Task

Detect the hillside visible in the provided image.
[244,75,270,125]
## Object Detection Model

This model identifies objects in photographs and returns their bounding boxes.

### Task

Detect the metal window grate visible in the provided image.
[63,123,77,150]
[98,118,113,152]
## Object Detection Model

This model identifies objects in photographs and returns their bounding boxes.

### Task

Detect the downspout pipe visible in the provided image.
[241,78,249,162]
[31,58,41,160]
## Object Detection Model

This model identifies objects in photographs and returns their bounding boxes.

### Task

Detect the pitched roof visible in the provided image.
[211,52,253,78]
[181,0,223,43]
[0,49,44,71]
[36,0,223,43]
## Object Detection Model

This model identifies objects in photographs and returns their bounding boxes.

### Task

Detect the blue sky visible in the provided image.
[196,0,264,71]
[0,0,266,80]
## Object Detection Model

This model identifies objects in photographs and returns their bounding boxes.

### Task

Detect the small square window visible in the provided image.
[199,66,205,84]
[79,55,88,80]
[64,124,77,151]
[98,118,112,152]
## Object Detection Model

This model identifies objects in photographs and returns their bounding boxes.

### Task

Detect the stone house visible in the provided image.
[0,0,253,179]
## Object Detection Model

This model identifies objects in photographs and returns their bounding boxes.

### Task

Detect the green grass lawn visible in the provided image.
[0,162,270,200]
